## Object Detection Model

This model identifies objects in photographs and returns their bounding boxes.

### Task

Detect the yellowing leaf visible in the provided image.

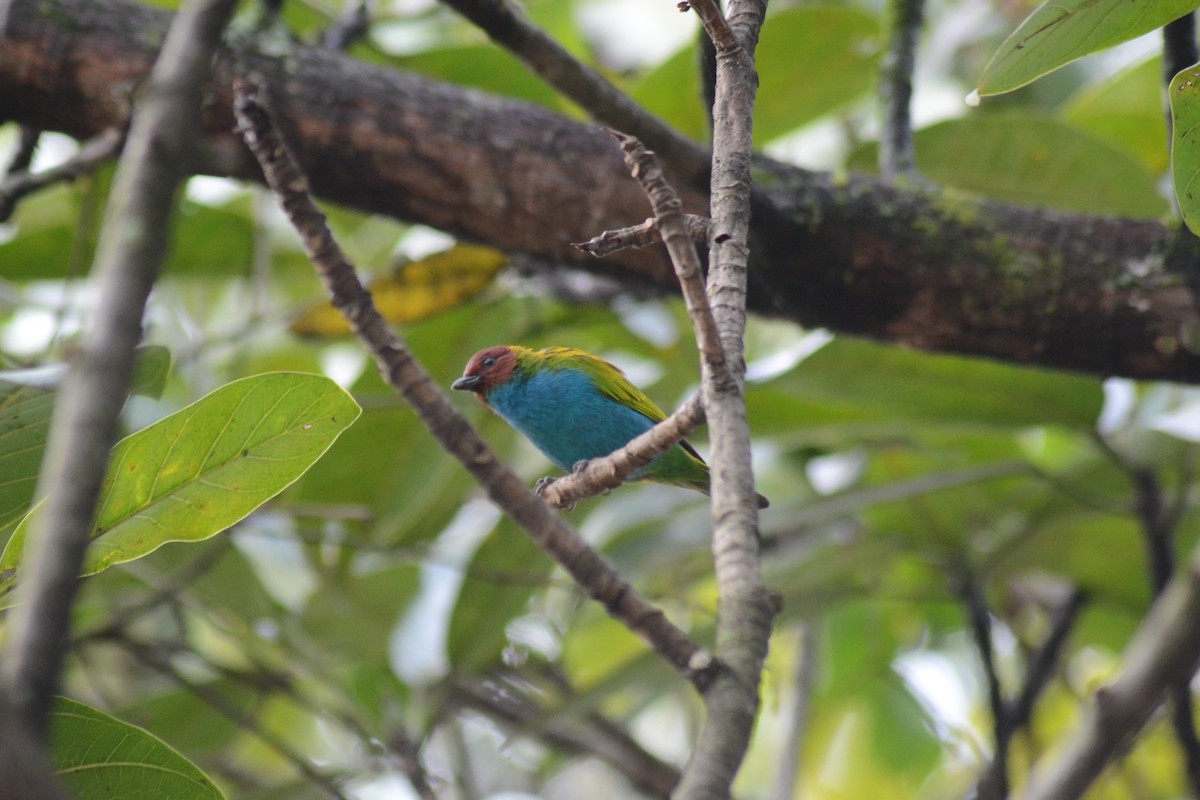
[290,244,507,337]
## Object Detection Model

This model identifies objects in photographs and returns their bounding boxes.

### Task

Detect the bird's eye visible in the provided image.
[482,356,497,368]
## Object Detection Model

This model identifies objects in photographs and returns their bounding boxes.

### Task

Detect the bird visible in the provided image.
[451,345,768,508]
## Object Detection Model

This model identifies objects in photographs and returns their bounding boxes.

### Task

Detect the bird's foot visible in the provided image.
[570,459,591,474]
[535,476,575,511]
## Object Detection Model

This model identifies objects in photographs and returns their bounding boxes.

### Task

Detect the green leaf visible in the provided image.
[50,696,225,800]
[299,563,421,665]
[772,338,1104,428]
[754,6,882,142]
[132,345,172,399]
[0,380,54,540]
[848,114,1167,217]
[447,517,553,670]
[1171,63,1200,234]
[1062,55,1168,174]
[0,373,360,599]
[633,7,881,145]
[394,45,563,110]
[978,0,1200,96]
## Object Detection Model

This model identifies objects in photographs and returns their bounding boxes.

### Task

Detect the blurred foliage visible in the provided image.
[1,0,1199,797]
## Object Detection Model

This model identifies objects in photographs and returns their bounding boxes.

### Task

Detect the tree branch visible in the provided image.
[1018,542,1200,800]
[1131,468,1200,795]
[962,574,1009,800]
[115,637,355,800]
[0,127,125,223]
[0,0,237,741]
[1163,14,1198,88]
[537,391,706,509]
[973,586,1086,799]
[879,0,924,179]
[8,0,1200,382]
[232,79,718,692]
[672,1,774,798]
[574,214,710,258]
[449,672,681,798]
[437,0,710,185]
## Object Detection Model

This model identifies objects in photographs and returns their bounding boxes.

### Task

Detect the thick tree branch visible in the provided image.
[7,0,1200,383]
[0,0,236,741]
[232,79,718,692]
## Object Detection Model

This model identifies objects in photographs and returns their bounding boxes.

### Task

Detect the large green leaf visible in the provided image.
[754,6,882,143]
[0,380,54,540]
[632,6,881,145]
[0,190,254,279]
[299,563,421,665]
[0,373,360,599]
[1171,63,1200,234]
[849,114,1166,217]
[1062,55,1168,174]
[51,696,225,800]
[978,0,1200,96]
[393,45,564,110]
[772,338,1103,428]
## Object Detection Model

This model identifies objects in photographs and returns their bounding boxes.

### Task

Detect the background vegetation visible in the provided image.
[4,0,1200,798]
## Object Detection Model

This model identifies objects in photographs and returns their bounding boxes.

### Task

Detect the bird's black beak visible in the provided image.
[451,375,483,392]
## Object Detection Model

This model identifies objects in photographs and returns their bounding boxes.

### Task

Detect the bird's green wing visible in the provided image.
[540,348,708,466]
[541,347,667,421]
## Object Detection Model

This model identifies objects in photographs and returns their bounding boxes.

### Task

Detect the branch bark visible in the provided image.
[5,0,1200,382]
[232,79,718,692]
[672,1,774,797]
[1018,544,1200,800]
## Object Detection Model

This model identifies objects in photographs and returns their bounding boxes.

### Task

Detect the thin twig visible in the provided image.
[573,214,710,258]
[1164,14,1198,89]
[1012,588,1086,726]
[439,0,709,185]
[962,573,1009,800]
[0,0,237,742]
[2,125,41,179]
[449,673,681,798]
[119,638,355,800]
[0,127,124,222]
[611,131,725,368]
[879,0,924,179]
[321,0,371,50]
[232,78,718,692]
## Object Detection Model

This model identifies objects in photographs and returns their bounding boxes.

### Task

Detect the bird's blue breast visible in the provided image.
[487,368,657,473]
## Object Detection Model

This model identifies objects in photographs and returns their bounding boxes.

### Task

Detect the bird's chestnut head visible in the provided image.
[452,345,518,397]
